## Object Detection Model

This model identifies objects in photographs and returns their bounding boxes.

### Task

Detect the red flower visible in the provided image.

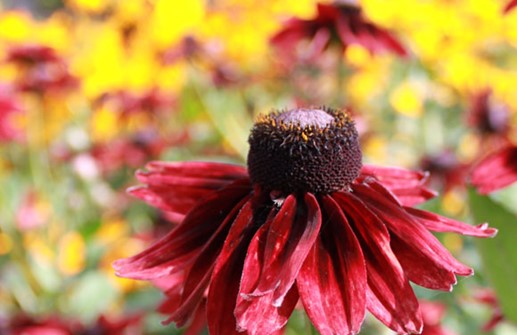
[419,150,468,192]
[114,107,495,335]
[5,44,79,94]
[471,145,517,194]
[467,89,510,139]
[94,88,175,119]
[504,0,517,13]
[419,300,456,335]
[2,313,142,335]
[0,83,23,142]
[271,2,408,60]
[474,289,504,332]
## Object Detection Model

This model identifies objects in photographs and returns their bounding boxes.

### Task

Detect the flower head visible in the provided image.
[504,0,517,14]
[114,107,496,335]
[270,2,408,60]
[467,89,510,139]
[470,145,517,194]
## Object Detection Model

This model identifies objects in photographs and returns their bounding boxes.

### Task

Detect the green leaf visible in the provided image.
[62,272,118,322]
[468,188,517,324]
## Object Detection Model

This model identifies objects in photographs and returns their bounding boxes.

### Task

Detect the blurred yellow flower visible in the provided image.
[151,0,204,49]
[389,81,424,117]
[441,190,466,216]
[91,106,118,143]
[66,0,108,14]
[57,231,86,276]
[0,11,33,42]
[0,232,13,255]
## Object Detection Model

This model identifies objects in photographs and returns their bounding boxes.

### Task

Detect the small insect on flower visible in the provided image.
[114,107,496,335]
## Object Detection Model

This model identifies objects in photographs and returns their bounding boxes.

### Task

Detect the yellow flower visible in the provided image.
[57,231,86,276]
[151,0,204,50]
[389,80,424,118]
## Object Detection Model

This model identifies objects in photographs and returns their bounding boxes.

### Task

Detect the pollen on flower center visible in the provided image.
[247,106,362,194]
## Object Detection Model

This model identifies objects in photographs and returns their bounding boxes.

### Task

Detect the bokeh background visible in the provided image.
[0,0,516,334]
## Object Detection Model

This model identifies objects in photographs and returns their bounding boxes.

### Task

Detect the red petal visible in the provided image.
[360,164,437,206]
[354,181,473,277]
[242,194,321,306]
[145,161,248,179]
[334,192,422,334]
[235,284,299,335]
[113,181,251,279]
[129,161,249,217]
[164,195,252,326]
[504,0,517,13]
[390,234,458,291]
[471,146,517,194]
[405,207,497,238]
[207,199,263,335]
[296,195,366,335]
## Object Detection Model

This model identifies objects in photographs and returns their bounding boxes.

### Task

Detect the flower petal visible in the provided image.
[296,195,366,335]
[243,193,321,306]
[235,284,299,335]
[334,191,422,334]
[471,146,517,194]
[405,206,497,237]
[390,234,458,291]
[354,181,473,276]
[207,199,264,335]
[359,164,437,206]
[129,161,249,218]
[164,195,252,326]
[113,180,251,279]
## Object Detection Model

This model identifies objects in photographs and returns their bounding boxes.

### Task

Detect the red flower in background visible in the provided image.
[271,1,408,60]
[90,130,179,176]
[1,313,142,335]
[114,107,495,335]
[94,88,175,119]
[5,44,78,94]
[0,83,23,142]
[467,89,510,140]
[474,289,505,332]
[419,300,456,335]
[467,89,517,193]
[504,0,517,13]
[471,145,517,194]
[419,150,469,193]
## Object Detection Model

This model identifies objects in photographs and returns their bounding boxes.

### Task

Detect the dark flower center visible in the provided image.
[247,107,362,194]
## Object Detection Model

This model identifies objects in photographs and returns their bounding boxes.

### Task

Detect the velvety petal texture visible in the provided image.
[471,146,517,194]
[115,159,496,335]
[128,161,248,222]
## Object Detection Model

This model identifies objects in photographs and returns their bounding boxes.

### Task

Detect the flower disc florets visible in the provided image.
[247,107,362,194]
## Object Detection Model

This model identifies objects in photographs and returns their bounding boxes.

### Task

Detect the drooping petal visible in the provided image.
[405,206,497,237]
[354,181,473,276]
[334,191,422,334]
[390,234,458,291]
[296,195,366,335]
[207,199,265,335]
[243,193,321,306]
[235,283,299,335]
[113,180,251,279]
[359,164,437,206]
[129,161,249,218]
[164,195,252,326]
[471,146,517,194]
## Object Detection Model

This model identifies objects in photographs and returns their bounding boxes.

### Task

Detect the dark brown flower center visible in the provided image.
[247,107,362,194]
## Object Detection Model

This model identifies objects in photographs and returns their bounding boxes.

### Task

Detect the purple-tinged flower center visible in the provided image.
[247,107,362,194]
